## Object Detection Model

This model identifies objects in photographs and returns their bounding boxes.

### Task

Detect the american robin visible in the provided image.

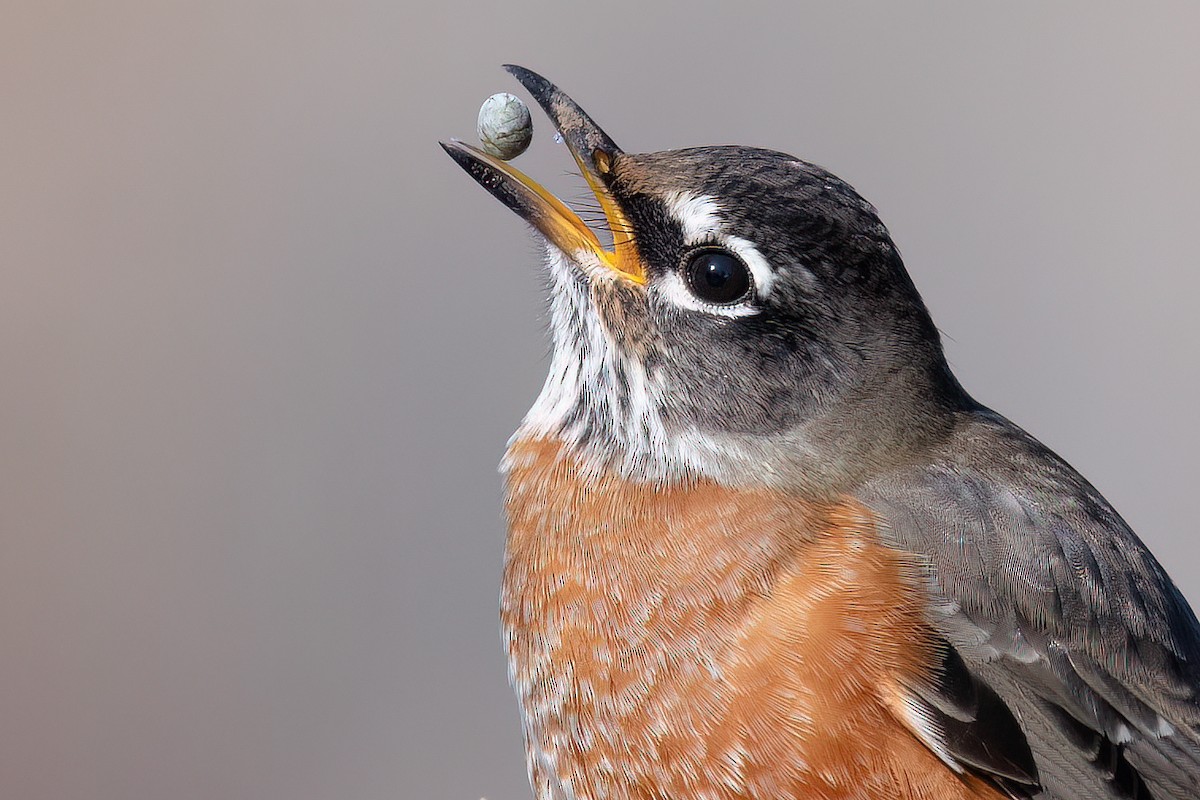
[442,66,1200,800]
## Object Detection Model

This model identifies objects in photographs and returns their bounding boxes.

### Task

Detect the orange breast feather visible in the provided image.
[502,437,1005,800]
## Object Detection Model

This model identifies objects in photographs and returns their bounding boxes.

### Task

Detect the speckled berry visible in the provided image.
[477,92,532,160]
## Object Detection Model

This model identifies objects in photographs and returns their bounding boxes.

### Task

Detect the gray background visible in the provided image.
[3,2,1199,799]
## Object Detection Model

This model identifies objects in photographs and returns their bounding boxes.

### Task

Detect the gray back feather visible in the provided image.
[857,408,1200,799]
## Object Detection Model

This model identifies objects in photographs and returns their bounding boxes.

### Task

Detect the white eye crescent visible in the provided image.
[662,191,777,298]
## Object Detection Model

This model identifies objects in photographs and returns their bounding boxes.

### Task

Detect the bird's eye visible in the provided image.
[683,249,752,305]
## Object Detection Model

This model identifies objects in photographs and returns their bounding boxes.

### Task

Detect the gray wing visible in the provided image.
[857,409,1200,800]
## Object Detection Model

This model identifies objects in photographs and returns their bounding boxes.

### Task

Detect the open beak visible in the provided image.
[440,65,645,284]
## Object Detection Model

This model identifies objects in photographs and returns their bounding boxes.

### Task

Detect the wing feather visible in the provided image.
[858,409,1200,799]
[899,638,1041,797]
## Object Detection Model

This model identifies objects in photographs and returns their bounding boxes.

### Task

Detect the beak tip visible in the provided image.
[499,66,624,172]
[501,63,535,81]
[502,64,555,109]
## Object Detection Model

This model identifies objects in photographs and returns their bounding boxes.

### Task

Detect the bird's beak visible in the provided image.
[441,65,645,285]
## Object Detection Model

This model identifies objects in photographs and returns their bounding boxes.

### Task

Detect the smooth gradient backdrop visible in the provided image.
[3,2,1199,799]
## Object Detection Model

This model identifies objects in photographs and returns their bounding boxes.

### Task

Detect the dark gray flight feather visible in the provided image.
[905,638,1040,797]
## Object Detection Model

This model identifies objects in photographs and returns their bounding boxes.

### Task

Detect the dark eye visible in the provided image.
[684,249,752,305]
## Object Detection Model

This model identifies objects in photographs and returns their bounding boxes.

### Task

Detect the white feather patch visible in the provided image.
[897,691,963,775]
[663,190,724,243]
[662,190,777,300]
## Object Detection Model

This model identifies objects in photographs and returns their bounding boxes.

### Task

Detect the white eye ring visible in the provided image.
[656,267,759,318]
[662,191,777,299]
[717,234,776,297]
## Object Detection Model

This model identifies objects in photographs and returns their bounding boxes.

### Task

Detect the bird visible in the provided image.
[441,66,1200,800]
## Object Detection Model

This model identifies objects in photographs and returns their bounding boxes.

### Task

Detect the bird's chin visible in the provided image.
[545,240,642,291]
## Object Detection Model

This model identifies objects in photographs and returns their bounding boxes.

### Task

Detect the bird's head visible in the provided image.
[444,67,966,493]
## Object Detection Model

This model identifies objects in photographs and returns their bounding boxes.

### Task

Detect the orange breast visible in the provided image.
[502,437,1004,800]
